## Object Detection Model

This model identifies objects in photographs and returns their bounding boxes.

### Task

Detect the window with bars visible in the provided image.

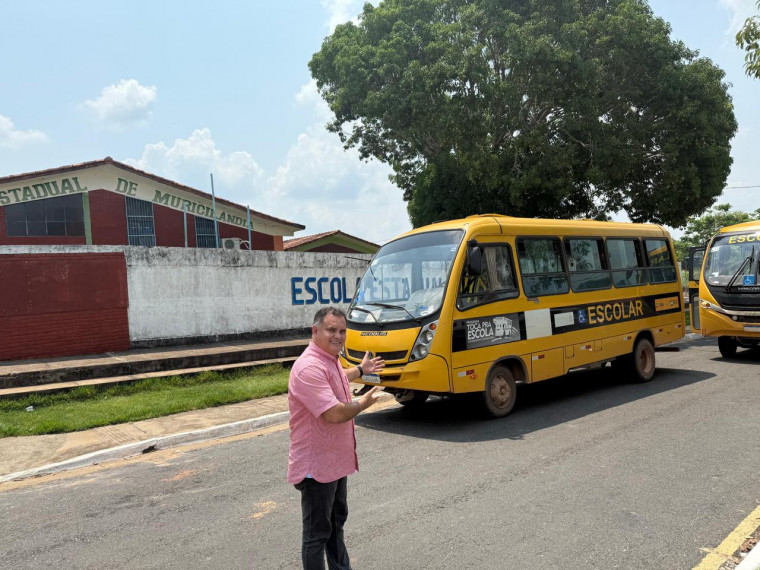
[126,197,156,247]
[5,194,85,237]
[195,216,218,248]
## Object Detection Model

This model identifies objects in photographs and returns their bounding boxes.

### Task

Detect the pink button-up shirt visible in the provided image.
[287,341,358,484]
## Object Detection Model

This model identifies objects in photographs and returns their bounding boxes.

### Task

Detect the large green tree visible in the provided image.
[310,0,737,227]
[737,0,760,79]
[674,203,760,262]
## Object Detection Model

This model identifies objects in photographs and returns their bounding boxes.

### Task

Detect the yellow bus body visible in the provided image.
[341,215,685,417]
[694,220,760,357]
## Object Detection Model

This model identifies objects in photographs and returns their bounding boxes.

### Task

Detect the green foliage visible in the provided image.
[736,0,760,79]
[0,364,290,437]
[310,0,738,228]
[673,204,760,261]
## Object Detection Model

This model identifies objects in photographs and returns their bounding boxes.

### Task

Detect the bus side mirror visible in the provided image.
[688,247,705,283]
[467,239,483,275]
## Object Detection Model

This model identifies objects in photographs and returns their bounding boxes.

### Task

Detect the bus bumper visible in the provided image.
[347,353,452,394]
[700,304,760,339]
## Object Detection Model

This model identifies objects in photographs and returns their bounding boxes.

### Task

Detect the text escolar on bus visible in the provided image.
[341,214,685,418]
[687,220,760,358]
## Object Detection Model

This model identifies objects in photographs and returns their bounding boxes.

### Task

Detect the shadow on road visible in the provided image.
[677,335,760,364]
[357,363,715,443]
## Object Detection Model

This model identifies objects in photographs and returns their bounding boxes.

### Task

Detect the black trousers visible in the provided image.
[295,476,351,570]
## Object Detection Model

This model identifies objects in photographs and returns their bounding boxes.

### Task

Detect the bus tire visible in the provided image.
[718,336,738,358]
[483,365,517,419]
[395,390,429,408]
[632,338,656,383]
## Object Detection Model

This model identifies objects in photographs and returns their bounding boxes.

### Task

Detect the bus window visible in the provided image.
[607,238,647,288]
[516,237,569,297]
[564,238,611,292]
[350,229,462,324]
[644,239,677,284]
[704,237,758,287]
[458,244,519,309]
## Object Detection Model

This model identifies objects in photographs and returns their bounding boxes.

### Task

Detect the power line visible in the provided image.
[725,185,760,189]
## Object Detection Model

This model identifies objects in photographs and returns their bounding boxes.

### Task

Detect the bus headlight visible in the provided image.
[410,320,438,361]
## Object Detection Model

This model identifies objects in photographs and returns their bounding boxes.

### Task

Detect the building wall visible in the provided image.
[89,189,128,245]
[1,192,282,249]
[125,247,369,344]
[0,246,370,359]
[0,251,130,360]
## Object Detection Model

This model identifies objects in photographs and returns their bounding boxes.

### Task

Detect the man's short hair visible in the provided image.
[313,306,347,326]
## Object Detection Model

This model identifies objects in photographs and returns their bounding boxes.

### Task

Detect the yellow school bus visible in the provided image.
[690,220,760,357]
[341,215,685,418]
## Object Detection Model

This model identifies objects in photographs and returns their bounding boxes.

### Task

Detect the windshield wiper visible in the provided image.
[349,306,383,327]
[366,302,422,324]
[726,247,755,292]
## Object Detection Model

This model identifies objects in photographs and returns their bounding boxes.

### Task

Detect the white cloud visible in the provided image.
[124,78,411,245]
[320,0,361,31]
[81,79,157,131]
[0,114,49,149]
[719,0,758,33]
[295,80,333,123]
[266,86,411,244]
[125,128,264,203]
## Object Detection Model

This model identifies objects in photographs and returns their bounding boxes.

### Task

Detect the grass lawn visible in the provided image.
[0,364,290,438]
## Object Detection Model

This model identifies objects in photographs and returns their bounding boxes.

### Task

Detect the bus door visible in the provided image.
[687,247,705,332]
[450,238,524,391]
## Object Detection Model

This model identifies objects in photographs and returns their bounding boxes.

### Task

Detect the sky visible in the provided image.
[0,1,758,245]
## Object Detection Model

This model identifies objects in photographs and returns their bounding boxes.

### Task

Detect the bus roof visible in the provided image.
[718,219,760,234]
[395,214,670,240]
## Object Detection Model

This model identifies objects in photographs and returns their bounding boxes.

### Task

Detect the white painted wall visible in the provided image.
[124,247,371,343]
[1,246,372,345]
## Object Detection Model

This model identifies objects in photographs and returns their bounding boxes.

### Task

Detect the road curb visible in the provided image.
[0,410,291,484]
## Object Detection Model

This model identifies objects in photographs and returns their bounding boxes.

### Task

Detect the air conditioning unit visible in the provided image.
[222,237,242,250]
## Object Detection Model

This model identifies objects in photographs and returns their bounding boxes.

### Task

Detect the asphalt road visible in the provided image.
[1,335,759,569]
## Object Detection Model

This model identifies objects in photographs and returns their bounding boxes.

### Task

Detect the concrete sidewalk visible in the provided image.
[0,383,395,483]
[0,392,290,482]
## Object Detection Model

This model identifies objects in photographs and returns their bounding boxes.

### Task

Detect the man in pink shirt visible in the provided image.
[288,306,385,570]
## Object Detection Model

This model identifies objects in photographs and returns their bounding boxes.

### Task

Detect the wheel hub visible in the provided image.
[490,376,511,408]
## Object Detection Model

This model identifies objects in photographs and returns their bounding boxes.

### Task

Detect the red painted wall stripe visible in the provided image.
[0,253,130,361]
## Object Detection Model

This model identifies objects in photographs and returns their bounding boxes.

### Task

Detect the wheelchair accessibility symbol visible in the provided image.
[576,309,587,325]
[743,275,756,286]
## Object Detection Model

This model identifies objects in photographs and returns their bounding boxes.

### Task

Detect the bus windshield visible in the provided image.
[704,234,760,287]
[349,229,463,324]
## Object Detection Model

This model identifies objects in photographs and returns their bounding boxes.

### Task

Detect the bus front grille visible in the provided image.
[346,348,408,362]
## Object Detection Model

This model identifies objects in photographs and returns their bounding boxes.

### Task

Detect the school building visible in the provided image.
[0,157,305,250]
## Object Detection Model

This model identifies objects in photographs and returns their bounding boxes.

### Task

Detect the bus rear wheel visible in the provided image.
[483,365,517,419]
[632,338,656,382]
[718,336,738,358]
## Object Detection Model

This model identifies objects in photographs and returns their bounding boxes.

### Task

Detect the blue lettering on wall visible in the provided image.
[291,277,304,305]
[330,278,342,303]
[304,278,318,305]
[317,277,329,303]
[291,275,363,305]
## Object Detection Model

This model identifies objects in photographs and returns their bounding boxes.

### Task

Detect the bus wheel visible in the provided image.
[718,336,738,358]
[632,338,656,382]
[483,365,517,418]
[395,390,428,408]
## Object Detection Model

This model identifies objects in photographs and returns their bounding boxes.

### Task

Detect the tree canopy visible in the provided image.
[736,0,760,79]
[310,0,738,228]
[674,203,760,262]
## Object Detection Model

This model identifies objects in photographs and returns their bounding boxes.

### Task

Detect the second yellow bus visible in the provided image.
[688,220,760,357]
